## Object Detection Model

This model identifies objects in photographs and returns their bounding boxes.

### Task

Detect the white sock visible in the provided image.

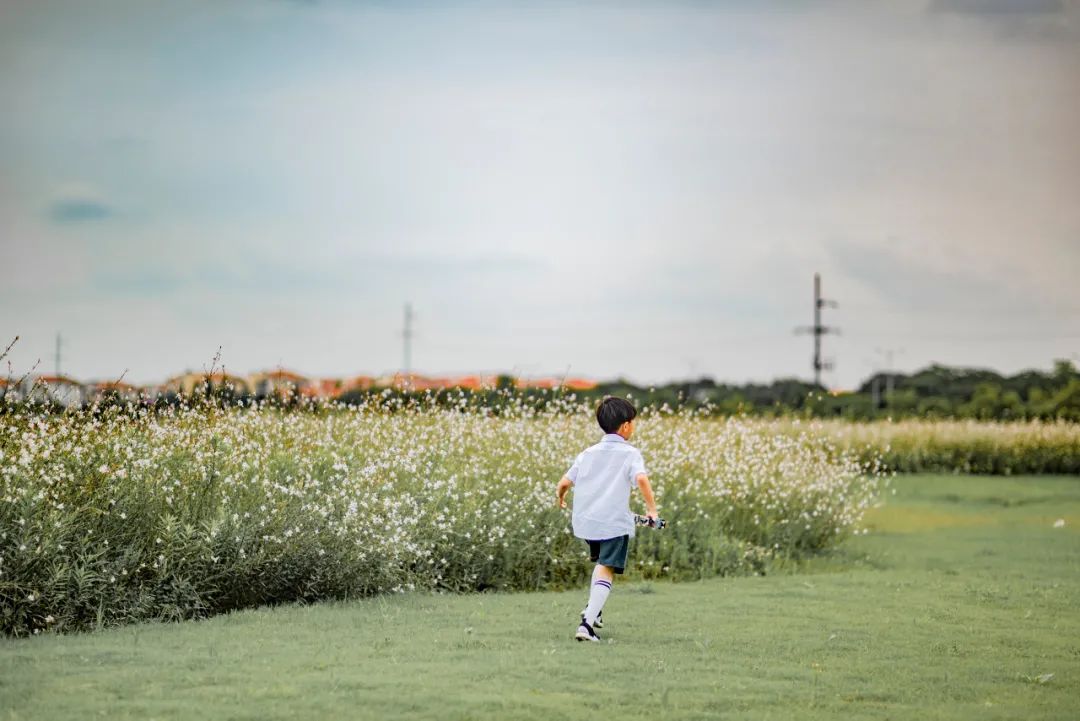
[583,569,612,627]
[582,565,602,616]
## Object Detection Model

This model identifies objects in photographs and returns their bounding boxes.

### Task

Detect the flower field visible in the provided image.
[1,399,883,636]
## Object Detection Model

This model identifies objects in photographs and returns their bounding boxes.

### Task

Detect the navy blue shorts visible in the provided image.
[587,535,629,574]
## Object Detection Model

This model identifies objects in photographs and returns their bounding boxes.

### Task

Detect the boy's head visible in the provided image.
[596,396,637,438]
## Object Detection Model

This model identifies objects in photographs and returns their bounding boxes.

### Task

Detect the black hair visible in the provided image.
[596,396,637,434]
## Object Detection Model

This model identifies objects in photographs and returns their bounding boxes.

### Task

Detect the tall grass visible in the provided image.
[0,399,881,635]
[792,419,1080,475]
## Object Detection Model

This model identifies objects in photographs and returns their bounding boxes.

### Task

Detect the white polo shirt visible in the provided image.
[566,433,647,541]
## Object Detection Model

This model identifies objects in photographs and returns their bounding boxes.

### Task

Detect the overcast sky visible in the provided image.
[1,0,1078,387]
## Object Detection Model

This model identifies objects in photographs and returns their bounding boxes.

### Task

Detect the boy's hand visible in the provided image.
[555,476,572,510]
[636,473,658,522]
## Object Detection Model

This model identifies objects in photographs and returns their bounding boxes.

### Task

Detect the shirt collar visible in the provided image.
[601,433,627,443]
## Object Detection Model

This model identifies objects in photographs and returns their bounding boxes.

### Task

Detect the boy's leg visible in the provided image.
[582,563,614,627]
[581,565,607,626]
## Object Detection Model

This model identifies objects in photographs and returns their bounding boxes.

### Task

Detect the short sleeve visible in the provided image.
[628,450,646,485]
[565,454,581,484]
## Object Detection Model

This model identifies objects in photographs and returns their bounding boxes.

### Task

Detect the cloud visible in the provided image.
[929,0,1064,14]
[90,254,547,298]
[823,237,1056,317]
[927,0,1078,43]
[46,184,117,224]
[92,268,185,296]
[48,198,114,223]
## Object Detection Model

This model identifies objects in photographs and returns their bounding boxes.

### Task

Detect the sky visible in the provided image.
[1,0,1078,388]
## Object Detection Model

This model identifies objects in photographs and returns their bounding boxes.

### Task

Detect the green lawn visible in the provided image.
[2,474,1078,721]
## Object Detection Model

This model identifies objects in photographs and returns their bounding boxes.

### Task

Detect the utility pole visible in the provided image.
[795,273,839,387]
[402,302,413,378]
[55,333,62,377]
[875,347,904,403]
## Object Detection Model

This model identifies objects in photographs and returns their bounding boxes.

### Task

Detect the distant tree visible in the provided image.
[885,389,919,415]
[1043,379,1080,421]
[959,383,1023,420]
[917,396,952,418]
[1052,359,1078,385]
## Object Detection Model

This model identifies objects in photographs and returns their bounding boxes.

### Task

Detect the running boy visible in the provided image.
[555,396,658,642]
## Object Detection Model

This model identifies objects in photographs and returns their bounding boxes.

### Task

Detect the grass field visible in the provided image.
[2,474,1078,721]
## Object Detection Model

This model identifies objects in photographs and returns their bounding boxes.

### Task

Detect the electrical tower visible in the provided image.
[795,273,839,387]
[55,333,62,377]
[402,302,413,378]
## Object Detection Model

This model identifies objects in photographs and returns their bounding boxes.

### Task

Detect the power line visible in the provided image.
[833,305,1080,317]
[794,273,839,387]
[844,331,1080,342]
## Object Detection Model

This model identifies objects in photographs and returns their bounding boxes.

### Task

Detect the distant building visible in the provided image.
[22,375,87,408]
[515,377,598,391]
[340,375,376,394]
[448,374,497,391]
[310,378,344,398]
[0,369,599,405]
[250,369,310,398]
[88,380,141,403]
[380,373,446,391]
[162,372,253,397]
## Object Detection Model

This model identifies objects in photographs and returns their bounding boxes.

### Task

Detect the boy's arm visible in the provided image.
[636,473,658,519]
[556,476,573,509]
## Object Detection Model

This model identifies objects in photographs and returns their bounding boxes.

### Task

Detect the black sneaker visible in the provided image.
[580,610,603,629]
[575,619,600,642]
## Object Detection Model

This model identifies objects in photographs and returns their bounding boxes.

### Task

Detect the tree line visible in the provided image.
[573,359,1080,421]
[9,357,1080,423]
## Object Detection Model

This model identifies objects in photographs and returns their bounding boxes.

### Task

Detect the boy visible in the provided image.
[556,396,658,642]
